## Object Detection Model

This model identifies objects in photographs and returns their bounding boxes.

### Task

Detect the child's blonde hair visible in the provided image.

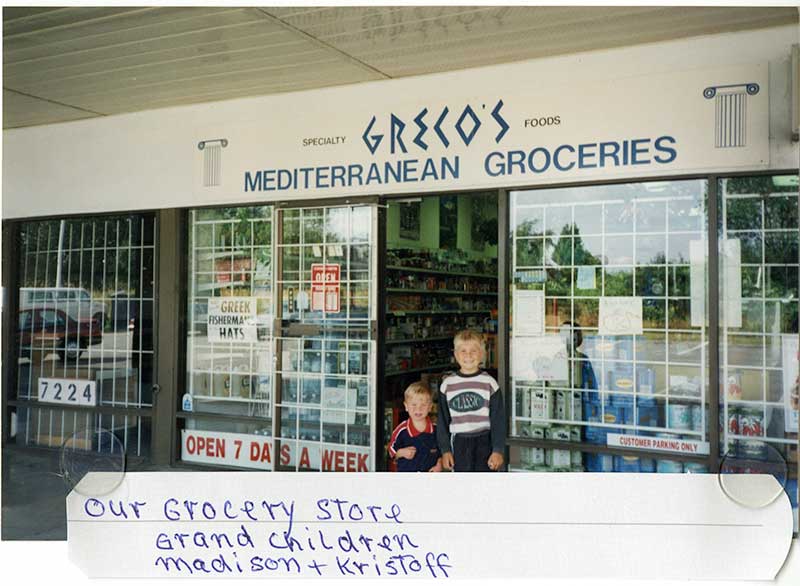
[453,329,485,350]
[404,381,432,403]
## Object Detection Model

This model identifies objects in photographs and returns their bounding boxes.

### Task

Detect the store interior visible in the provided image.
[381,192,499,462]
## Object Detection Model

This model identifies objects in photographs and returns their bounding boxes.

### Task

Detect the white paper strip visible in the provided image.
[67,472,793,579]
[690,239,706,327]
[722,238,742,328]
[782,335,799,433]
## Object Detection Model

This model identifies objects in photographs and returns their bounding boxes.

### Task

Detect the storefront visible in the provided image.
[2,22,798,525]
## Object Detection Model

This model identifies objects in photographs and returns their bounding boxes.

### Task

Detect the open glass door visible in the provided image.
[274,204,377,471]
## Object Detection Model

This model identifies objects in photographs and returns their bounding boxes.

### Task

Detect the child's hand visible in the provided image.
[487,452,504,471]
[428,459,443,473]
[395,447,416,460]
[441,452,454,470]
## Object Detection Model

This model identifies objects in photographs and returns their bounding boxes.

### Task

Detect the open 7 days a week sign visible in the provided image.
[67,472,792,579]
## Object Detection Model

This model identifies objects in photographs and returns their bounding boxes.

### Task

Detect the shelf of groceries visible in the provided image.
[385,248,499,381]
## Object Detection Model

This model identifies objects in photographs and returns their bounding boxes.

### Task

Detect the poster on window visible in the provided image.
[512,335,568,381]
[207,297,258,342]
[599,297,643,336]
[782,335,799,433]
[311,263,340,313]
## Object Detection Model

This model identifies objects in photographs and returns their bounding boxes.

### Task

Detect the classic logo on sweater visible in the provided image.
[449,392,485,413]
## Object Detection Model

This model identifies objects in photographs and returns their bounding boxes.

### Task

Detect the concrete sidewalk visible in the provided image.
[2,447,70,540]
[1,445,161,540]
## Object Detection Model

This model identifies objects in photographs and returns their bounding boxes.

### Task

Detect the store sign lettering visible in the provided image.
[181,430,371,471]
[311,264,340,313]
[484,136,677,176]
[607,433,710,456]
[361,100,509,155]
[207,297,258,342]
[243,134,679,193]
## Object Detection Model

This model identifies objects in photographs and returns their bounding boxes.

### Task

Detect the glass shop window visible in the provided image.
[13,215,156,456]
[183,207,274,447]
[509,179,710,472]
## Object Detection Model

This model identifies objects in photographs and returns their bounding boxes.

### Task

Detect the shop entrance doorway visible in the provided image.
[381,192,499,469]
[273,204,378,471]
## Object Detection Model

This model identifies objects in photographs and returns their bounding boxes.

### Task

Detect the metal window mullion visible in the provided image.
[499,189,512,450]
[138,219,145,406]
[88,222,97,400]
[33,224,44,445]
[600,202,607,419]
[126,219,133,409]
[189,212,197,399]
[368,204,379,469]
[111,219,119,408]
[760,198,768,429]
[708,177,721,471]
[22,227,35,402]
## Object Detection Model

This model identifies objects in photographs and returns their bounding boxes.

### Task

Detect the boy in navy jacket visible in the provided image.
[388,382,443,472]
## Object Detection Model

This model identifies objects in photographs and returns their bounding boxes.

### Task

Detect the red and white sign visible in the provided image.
[311,263,341,313]
[607,433,710,456]
[181,430,274,470]
[181,430,371,471]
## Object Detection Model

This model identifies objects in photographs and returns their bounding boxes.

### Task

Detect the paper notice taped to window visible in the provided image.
[512,334,568,381]
[513,288,545,336]
[599,296,643,336]
[66,472,793,580]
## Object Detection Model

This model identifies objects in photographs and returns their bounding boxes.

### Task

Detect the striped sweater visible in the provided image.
[436,370,506,454]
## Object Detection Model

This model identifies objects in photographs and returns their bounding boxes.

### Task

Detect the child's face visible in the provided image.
[404,395,432,421]
[454,340,484,373]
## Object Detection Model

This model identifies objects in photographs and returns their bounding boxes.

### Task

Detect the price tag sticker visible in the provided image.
[38,378,97,407]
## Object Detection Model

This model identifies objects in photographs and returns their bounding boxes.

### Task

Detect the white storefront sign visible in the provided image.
[7,25,798,220]
[196,64,769,201]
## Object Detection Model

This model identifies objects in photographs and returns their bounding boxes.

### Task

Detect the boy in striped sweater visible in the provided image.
[438,330,506,472]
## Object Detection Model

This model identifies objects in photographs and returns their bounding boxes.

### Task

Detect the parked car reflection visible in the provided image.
[17,308,102,361]
[20,287,106,326]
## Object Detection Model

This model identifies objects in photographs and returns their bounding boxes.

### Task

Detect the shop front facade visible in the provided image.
[3,24,798,525]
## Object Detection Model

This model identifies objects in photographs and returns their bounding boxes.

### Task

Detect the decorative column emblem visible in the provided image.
[197,138,228,186]
[703,83,760,148]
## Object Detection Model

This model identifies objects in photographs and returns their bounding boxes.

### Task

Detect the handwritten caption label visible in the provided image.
[79,494,448,578]
[68,472,793,579]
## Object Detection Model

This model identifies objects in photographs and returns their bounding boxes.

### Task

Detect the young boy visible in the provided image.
[437,330,506,472]
[388,382,443,472]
